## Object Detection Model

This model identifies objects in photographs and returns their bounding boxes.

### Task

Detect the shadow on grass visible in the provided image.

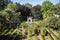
[0,34,23,40]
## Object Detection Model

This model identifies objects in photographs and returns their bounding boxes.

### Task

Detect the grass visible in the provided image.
[46,28,59,40]
[0,21,60,40]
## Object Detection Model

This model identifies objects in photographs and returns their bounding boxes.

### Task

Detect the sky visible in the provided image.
[11,0,60,6]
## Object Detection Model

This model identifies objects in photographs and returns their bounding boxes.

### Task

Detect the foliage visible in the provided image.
[24,3,32,8]
[0,0,60,40]
[54,3,60,15]
[0,0,12,10]
[6,3,18,11]
[41,1,55,19]
[20,22,28,28]
[32,35,38,40]
[45,16,60,29]
[31,5,43,20]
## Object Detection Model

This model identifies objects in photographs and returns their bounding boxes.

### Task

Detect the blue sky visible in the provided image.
[11,0,60,6]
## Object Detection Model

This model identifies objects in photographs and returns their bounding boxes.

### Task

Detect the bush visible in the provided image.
[20,22,28,28]
[45,16,60,29]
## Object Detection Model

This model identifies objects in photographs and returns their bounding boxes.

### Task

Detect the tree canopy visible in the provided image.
[41,1,55,19]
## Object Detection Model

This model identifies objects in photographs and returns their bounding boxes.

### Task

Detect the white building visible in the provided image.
[27,17,32,23]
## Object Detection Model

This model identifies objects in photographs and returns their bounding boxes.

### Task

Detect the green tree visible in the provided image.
[41,1,55,19]
[45,16,60,29]
[0,0,11,10]
[24,3,32,8]
[54,3,60,15]
[31,5,43,20]
[6,3,18,11]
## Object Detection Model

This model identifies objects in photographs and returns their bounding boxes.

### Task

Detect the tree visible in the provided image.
[45,16,60,29]
[6,3,18,11]
[0,10,10,29]
[41,1,55,19]
[16,5,31,21]
[0,0,12,10]
[24,3,32,8]
[31,5,43,20]
[54,3,60,15]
